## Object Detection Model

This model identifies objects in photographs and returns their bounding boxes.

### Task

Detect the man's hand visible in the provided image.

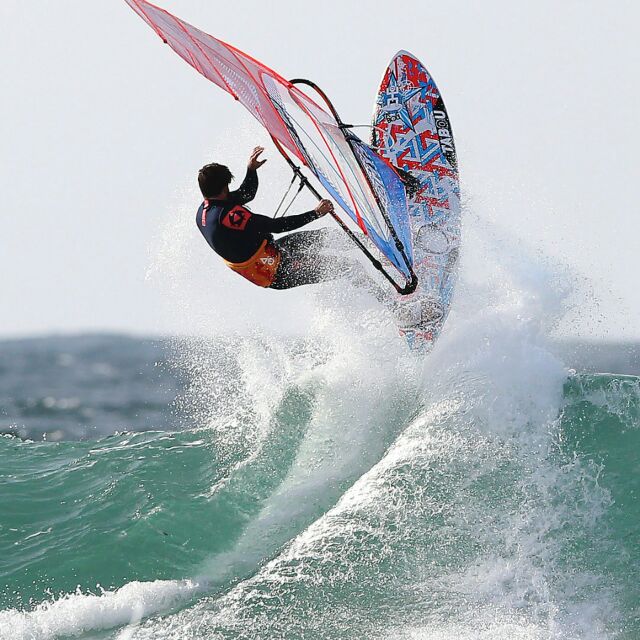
[248,146,267,170]
[314,199,334,216]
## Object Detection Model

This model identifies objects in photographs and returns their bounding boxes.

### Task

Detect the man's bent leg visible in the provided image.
[275,228,344,256]
[269,231,387,300]
[270,249,342,290]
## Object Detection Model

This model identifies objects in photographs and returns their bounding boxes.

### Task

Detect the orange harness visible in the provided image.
[224,240,281,288]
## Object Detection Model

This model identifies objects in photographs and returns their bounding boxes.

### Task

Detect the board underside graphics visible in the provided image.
[372,51,461,352]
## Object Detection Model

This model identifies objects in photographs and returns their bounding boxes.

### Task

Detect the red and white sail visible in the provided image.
[125,0,413,280]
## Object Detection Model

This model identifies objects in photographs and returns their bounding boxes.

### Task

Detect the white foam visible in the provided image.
[0,579,199,640]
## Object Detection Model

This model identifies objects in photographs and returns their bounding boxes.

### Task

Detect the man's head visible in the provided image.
[198,163,234,198]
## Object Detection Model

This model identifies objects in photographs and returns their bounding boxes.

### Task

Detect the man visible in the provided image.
[196,146,343,290]
[196,148,442,331]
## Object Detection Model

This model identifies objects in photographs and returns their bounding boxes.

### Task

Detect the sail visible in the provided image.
[125,0,413,280]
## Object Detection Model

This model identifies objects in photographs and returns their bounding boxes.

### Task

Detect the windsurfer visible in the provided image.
[196,146,358,290]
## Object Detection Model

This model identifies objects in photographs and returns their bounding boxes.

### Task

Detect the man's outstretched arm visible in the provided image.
[248,199,334,234]
[231,146,267,205]
[231,169,258,205]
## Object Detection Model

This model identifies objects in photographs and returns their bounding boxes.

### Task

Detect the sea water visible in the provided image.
[1,223,639,639]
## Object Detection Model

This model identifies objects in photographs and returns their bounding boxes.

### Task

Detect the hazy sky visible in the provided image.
[1,1,638,339]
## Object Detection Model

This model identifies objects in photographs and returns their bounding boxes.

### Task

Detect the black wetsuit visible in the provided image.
[196,169,342,289]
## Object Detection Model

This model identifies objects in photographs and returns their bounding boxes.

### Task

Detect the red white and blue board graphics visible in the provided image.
[372,51,461,353]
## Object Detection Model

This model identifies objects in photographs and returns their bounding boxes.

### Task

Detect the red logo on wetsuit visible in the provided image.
[222,205,251,231]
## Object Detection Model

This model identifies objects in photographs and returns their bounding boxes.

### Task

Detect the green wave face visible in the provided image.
[1,335,639,640]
